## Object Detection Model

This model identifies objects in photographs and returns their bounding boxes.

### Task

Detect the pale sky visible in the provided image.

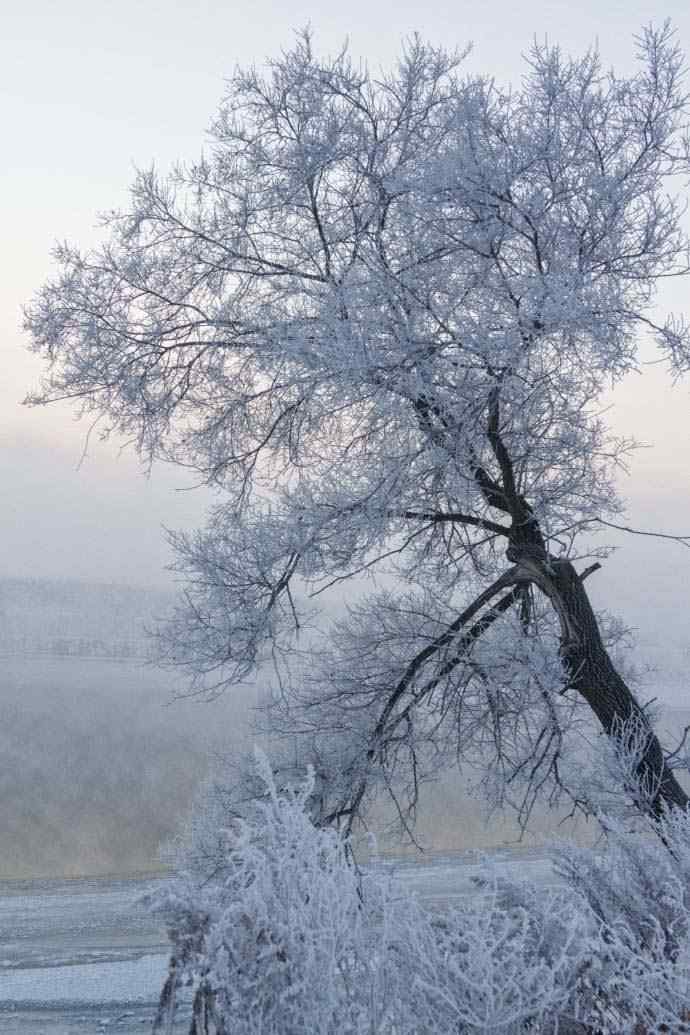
[2,0,689,692]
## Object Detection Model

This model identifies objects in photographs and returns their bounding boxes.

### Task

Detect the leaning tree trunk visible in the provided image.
[442,384,685,820]
[513,550,688,817]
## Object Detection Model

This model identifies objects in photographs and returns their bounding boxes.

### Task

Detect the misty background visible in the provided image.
[1,574,688,879]
[1,0,689,877]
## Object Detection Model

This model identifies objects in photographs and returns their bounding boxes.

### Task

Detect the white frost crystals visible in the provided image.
[147,750,690,1035]
[25,19,690,828]
[146,752,582,1034]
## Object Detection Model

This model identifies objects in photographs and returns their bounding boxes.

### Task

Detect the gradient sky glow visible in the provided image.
[2,1,689,697]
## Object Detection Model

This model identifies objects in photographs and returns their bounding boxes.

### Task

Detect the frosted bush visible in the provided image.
[413,880,592,1034]
[148,751,594,1034]
[554,808,690,1033]
[149,748,690,1034]
[148,750,421,1034]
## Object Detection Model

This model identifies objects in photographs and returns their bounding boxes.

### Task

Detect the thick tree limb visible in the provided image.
[389,586,523,734]
[328,573,523,829]
[372,568,521,738]
[395,510,510,536]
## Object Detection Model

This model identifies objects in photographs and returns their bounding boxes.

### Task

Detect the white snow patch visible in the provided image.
[0,953,168,1005]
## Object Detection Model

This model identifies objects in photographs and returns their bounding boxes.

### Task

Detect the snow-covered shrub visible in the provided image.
[149,715,690,1035]
[553,808,690,1033]
[148,750,600,1035]
[413,879,593,1034]
[148,750,420,1034]
[546,711,690,1032]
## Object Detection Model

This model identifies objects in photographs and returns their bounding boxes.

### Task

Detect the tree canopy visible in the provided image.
[25,24,690,833]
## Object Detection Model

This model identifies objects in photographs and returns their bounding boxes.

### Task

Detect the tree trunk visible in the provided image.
[512,551,688,817]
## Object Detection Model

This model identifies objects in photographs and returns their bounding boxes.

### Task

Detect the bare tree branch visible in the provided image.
[595,519,690,548]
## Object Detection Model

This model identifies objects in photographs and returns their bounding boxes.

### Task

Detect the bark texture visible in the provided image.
[512,549,688,816]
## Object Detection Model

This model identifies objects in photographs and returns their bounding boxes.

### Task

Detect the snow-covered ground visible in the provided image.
[0,849,555,1033]
[0,874,173,1033]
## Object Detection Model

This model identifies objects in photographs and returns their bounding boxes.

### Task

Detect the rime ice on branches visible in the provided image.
[26,25,690,830]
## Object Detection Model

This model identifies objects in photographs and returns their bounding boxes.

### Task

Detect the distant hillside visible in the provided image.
[0,576,173,660]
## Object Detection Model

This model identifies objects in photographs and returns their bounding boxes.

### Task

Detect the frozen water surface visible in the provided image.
[0,849,555,1033]
[0,874,175,1033]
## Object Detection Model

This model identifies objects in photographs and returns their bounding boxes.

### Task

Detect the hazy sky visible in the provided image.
[2,1,689,667]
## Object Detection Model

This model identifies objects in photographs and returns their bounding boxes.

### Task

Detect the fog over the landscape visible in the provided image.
[2,0,690,878]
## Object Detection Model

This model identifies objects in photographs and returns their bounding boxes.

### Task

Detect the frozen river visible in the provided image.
[0,849,554,1034]
[0,873,173,1034]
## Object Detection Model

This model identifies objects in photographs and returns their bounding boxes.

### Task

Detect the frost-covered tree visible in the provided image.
[25,25,690,830]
